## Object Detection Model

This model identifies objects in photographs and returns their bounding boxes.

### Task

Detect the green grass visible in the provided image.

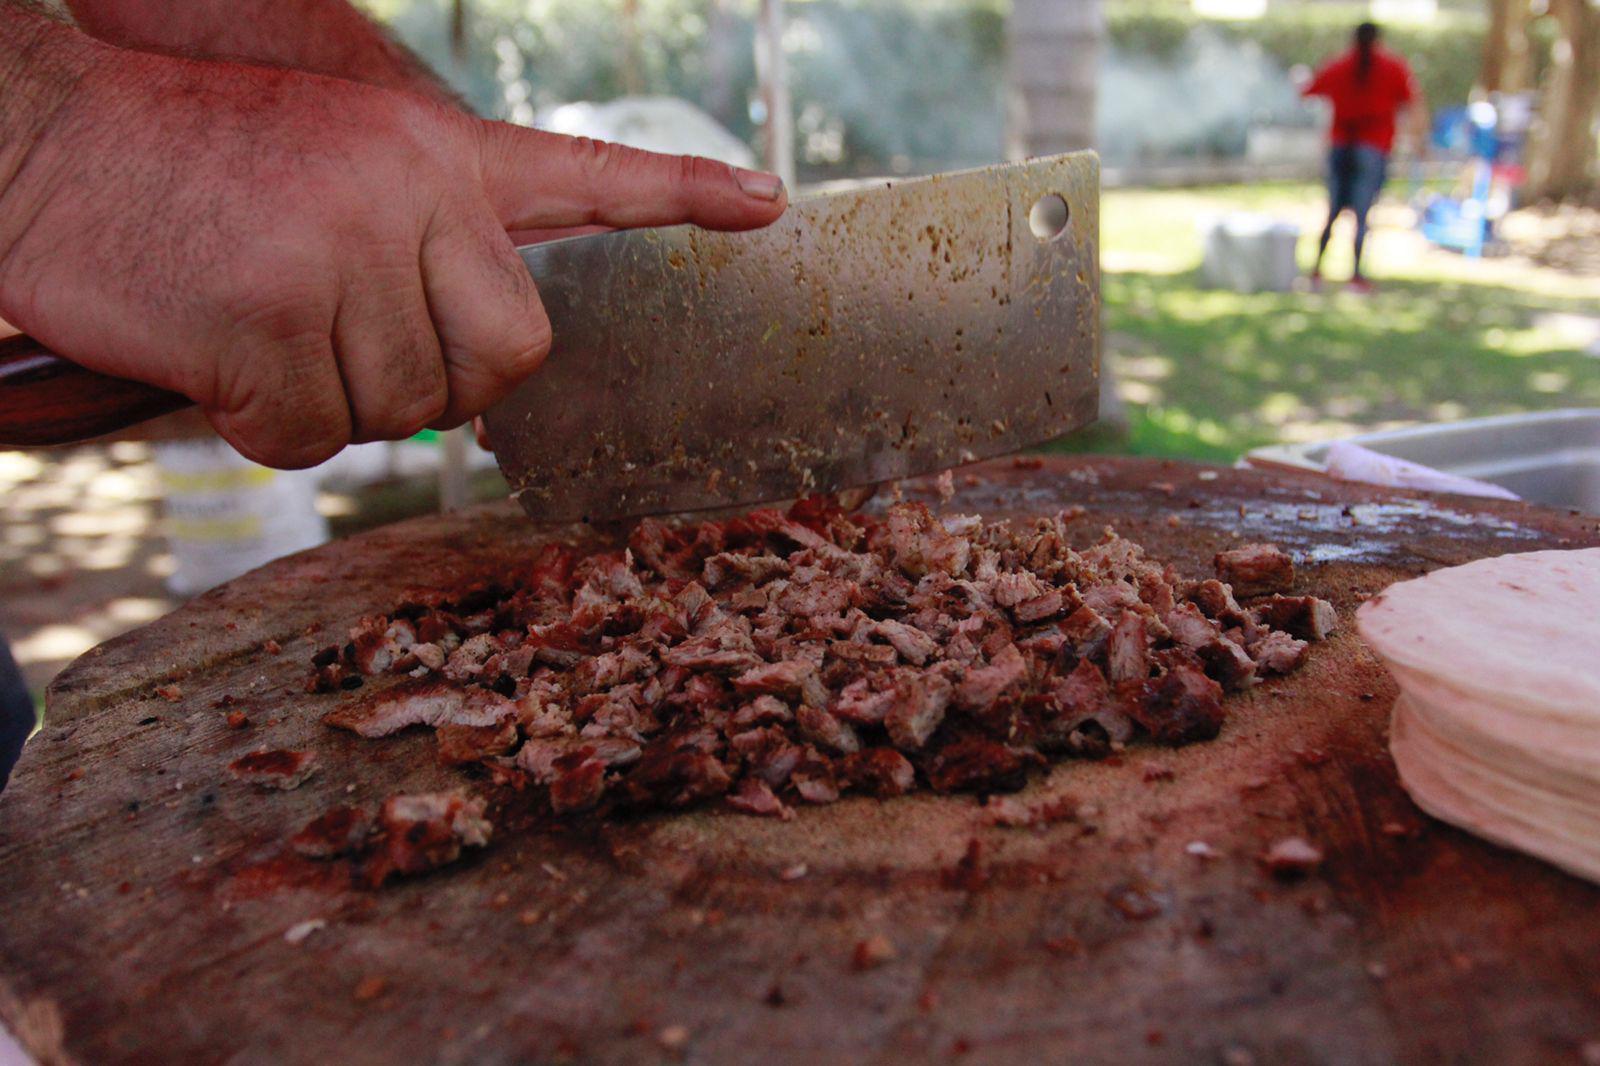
[1054,182,1600,462]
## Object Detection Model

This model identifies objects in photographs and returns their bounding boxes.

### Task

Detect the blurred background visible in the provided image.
[3,0,1597,703]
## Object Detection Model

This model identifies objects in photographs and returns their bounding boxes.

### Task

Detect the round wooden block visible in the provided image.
[3,457,1598,1064]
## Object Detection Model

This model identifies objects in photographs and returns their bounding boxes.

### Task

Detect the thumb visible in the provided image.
[475,122,787,234]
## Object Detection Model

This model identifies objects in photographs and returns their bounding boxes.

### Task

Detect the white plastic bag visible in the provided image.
[1322,440,1519,501]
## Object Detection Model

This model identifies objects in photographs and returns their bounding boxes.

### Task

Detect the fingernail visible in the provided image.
[735,168,785,202]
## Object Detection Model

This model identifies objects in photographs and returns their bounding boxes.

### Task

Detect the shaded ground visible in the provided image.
[0,446,173,699]
[0,440,506,699]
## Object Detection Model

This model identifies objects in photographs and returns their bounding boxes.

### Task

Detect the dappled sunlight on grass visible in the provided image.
[1092,270,1600,460]
[1067,183,1600,463]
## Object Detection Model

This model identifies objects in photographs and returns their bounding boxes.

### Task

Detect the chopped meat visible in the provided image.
[796,705,861,755]
[1014,589,1065,623]
[1037,659,1134,757]
[924,737,1037,793]
[661,641,762,674]
[731,694,794,730]
[873,618,939,666]
[1261,836,1324,878]
[733,659,829,708]
[732,727,804,789]
[1137,570,1176,619]
[517,736,639,785]
[444,632,501,682]
[1193,637,1257,691]
[436,718,520,766]
[1164,602,1220,649]
[528,541,579,596]
[791,753,841,804]
[953,643,1026,712]
[1165,604,1256,691]
[1250,629,1309,674]
[1059,605,1112,656]
[1188,578,1246,622]
[620,743,732,808]
[324,678,514,738]
[1105,611,1150,683]
[1255,595,1338,641]
[775,575,853,618]
[829,641,898,668]
[312,497,1326,826]
[1215,543,1294,597]
[1127,659,1225,745]
[410,642,446,671]
[840,748,916,796]
[982,793,1079,828]
[348,614,417,675]
[725,777,792,818]
[572,553,645,609]
[991,571,1049,609]
[291,806,373,859]
[1082,581,1139,616]
[885,671,953,750]
[703,551,790,589]
[832,676,896,726]
[569,644,656,695]
[548,753,607,814]
[229,749,317,790]
[365,791,492,884]
[882,502,970,577]
[852,934,897,970]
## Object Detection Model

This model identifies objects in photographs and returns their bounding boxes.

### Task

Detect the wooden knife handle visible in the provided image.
[0,333,192,446]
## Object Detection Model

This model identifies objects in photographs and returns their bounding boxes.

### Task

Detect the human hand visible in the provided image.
[0,46,786,468]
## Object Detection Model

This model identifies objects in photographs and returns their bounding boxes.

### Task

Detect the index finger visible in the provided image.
[475,123,787,235]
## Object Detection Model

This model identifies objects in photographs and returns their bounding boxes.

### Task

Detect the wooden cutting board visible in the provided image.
[4,456,1599,1066]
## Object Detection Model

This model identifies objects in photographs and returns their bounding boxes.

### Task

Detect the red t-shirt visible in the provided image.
[1302,46,1416,153]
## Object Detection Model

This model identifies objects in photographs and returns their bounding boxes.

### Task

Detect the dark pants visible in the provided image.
[0,634,33,791]
[1320,143,1389,275]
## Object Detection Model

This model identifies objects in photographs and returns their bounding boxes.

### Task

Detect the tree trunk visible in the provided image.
[1005,0,1103,159]
[448,0,468,64]
[702,0,738,129]
[620,0,643,95]
[1527,0,1600,201]
[1481,0,1533,93]
[754,0,794,187]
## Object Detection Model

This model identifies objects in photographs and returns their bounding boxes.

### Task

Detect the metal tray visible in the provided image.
[1246,409,1600,515]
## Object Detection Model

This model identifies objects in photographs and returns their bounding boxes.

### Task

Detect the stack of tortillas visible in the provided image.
[1357,548,1600,884]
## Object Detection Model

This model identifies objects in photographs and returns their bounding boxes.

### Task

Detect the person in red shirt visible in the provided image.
[1301,22,1422,293]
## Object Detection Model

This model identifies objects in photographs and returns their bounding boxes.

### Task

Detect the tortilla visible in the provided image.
[1357,548,1600,884]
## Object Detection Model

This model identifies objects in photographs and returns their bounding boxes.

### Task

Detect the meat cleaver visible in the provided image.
[0,152,1100,522]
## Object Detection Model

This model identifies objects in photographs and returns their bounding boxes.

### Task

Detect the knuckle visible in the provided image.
[478,248,552,382]
[209,331,350,468]
[568,136,631,181]
[217,416,346,470]
[389,381,451,438]
[677,153,727,188]
[496,299,552,382]
[275,435,346,470]
[218,279,332,351]
[501,335,549,383]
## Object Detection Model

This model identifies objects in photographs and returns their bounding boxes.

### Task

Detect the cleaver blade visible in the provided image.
[484,150,1100,523]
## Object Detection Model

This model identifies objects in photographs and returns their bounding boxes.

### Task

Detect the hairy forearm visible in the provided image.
[63,0,462,107]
